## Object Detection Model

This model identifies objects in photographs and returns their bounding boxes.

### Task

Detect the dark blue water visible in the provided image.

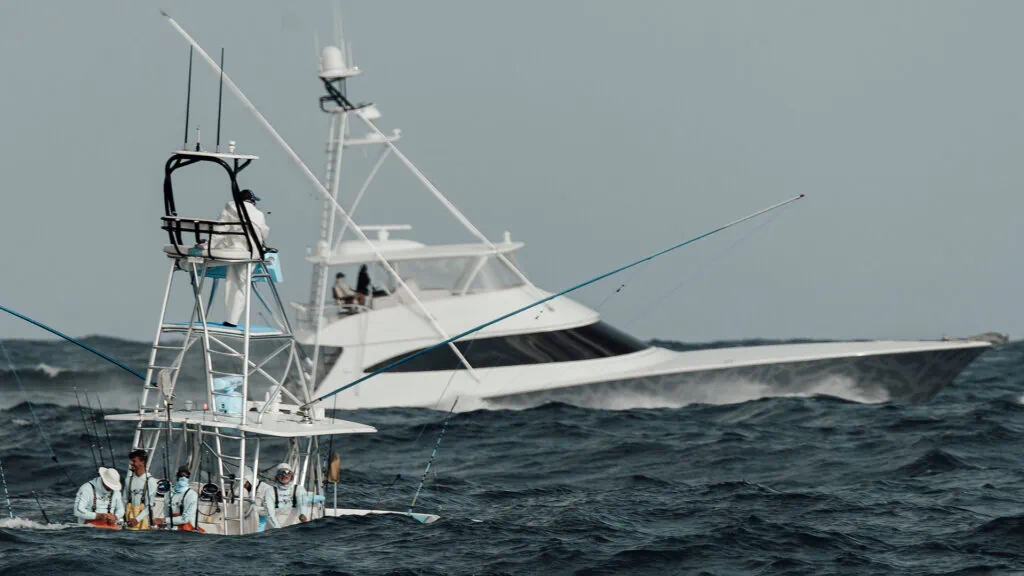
[1,337,1023,575]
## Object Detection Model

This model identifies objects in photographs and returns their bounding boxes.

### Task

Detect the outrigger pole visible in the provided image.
[161,10,482,382]
[309,193,806,405]
[155,10,802,407]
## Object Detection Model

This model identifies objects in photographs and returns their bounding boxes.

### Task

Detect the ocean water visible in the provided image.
[1,337,1023,575]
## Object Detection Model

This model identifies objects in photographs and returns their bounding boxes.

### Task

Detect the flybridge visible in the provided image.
[308,225,526,266]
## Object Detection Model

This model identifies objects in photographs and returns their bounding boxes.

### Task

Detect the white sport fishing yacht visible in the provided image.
[292,33,997,410]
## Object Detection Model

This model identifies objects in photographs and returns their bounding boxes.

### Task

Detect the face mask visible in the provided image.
[174,476,190,493]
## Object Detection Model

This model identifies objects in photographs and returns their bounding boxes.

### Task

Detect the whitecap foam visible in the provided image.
[33,363,64,378]
[0,517,73,530]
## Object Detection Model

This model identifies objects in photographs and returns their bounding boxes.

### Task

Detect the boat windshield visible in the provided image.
[389,255,524,295]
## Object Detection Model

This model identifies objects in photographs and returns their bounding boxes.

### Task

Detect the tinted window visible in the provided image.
[364,321,649,373]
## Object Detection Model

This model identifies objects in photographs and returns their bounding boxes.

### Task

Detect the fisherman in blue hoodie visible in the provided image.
[164,465,201,531]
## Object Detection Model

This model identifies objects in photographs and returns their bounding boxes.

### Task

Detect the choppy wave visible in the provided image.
[0,338,1021,574]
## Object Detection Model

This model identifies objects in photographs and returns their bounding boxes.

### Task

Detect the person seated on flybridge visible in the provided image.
[214,189,270,328]
[74,467,125,529]
[333,272,363,313]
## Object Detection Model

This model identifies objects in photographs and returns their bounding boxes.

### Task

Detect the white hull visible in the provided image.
[318,339,991,410]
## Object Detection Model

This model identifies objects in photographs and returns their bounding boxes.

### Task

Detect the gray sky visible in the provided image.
[1,1,1022,343]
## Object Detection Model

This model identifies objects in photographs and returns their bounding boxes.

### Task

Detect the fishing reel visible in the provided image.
[199,483,222,518]
[155,478,171,497]
[200,483,221,502]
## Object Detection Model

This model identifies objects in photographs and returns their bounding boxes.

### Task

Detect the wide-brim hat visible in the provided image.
[99,467,121,492]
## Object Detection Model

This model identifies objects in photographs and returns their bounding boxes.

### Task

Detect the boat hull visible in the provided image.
[486,343,990,408]
[319,340,992,409]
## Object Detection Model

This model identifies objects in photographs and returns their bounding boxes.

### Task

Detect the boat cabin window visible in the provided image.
[389,256,524,295]
[363,321,649,372]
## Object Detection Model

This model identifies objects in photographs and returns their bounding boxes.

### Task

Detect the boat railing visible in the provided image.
[161,216,265,260]
[290,301,373,331]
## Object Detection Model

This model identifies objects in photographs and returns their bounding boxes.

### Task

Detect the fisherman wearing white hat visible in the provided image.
[261,462,309,529]
[74,467,125,529]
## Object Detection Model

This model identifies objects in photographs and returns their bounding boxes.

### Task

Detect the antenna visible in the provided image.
[334,1,343,51]
[314,31,320,72]
[216,47,225,152]
[183,46,193,150]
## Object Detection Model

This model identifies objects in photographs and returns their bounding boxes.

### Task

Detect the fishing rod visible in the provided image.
[31,491,50,524]
[0,305,145,381]
[409,398,458,512]
[310,193,805,405]
[0,341,76,486]
[74,386,100,470]
[96,395,117,467]
[84,394,107,468]
[0,459,12,518]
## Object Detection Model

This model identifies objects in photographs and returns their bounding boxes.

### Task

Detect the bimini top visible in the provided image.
[106,409,376,438]
[309,240,525,266]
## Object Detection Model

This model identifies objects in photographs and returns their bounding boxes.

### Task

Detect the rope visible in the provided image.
[0,341,76,486]
[0,304,145,380]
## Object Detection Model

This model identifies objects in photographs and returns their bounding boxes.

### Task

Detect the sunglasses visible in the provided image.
[276,470,293,476]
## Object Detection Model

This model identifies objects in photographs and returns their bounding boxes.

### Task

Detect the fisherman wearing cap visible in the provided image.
[123,449,159,530]
[213,188,270,327]
[74,467,125,529]
[164,465,201,531]
[262,462,310,529]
